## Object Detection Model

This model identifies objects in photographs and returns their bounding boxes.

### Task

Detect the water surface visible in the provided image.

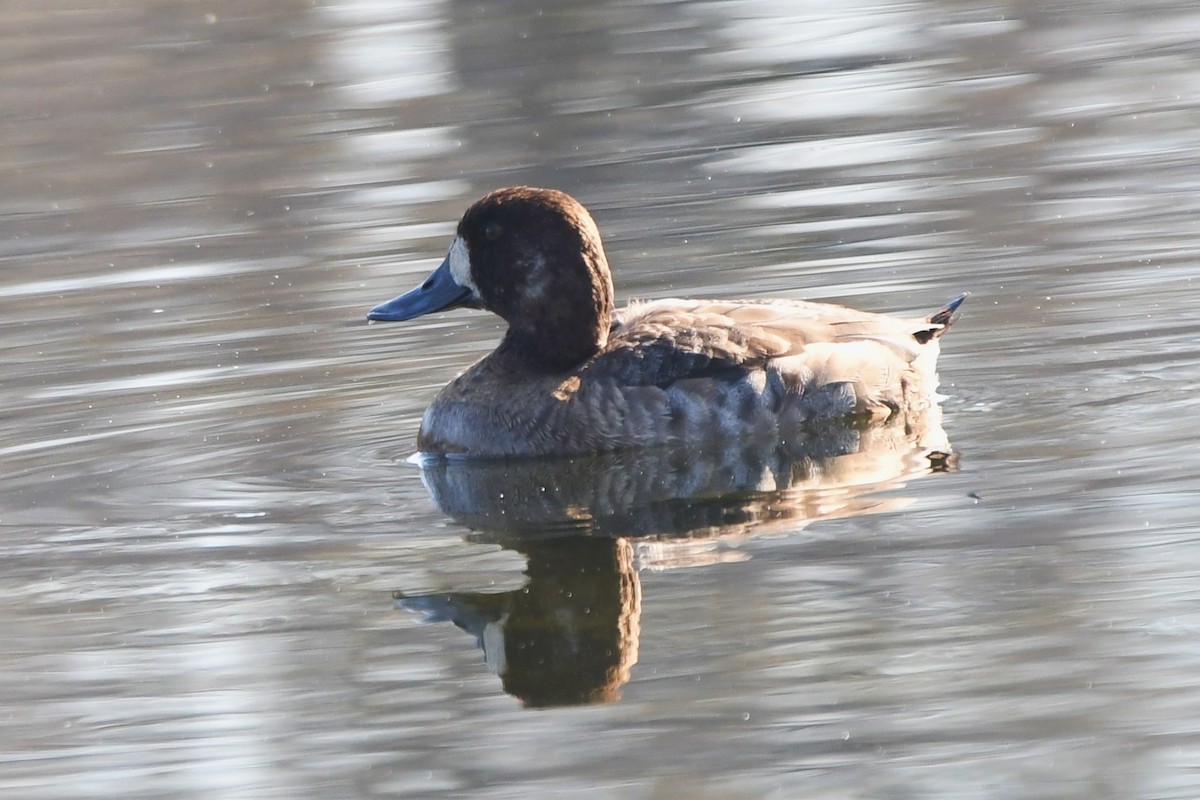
[3,0,1200,797]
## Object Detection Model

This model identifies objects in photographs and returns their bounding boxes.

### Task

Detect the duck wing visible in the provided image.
[594,296,963,387]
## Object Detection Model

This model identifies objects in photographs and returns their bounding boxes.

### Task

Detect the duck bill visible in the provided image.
[367,255,473,322]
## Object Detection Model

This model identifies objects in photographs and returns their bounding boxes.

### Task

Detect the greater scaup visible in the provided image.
[368,186,965,457]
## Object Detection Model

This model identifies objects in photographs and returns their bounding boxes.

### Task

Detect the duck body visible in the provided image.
[368,187,964,458]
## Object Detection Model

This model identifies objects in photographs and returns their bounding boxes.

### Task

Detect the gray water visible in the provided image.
[4,0,1200,797]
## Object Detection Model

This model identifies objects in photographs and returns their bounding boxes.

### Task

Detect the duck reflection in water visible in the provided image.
[395,411,955,708]
[400,537,641,708]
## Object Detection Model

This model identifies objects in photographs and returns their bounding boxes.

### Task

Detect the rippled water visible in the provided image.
[4,0,1200,797]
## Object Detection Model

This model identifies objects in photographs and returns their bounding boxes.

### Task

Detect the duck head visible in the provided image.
[368,187,616,372]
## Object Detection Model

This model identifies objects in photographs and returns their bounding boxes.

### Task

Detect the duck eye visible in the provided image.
[483,222,503,241]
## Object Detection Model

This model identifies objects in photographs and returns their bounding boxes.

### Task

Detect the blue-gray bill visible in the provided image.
[368,255,472,322]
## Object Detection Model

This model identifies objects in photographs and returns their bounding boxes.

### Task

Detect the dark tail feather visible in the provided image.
[916,292,968,343]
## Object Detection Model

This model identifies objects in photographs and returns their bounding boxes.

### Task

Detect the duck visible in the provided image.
[367,186,965,457]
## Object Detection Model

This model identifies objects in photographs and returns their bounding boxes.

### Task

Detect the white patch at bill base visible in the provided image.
[447,236,478,296]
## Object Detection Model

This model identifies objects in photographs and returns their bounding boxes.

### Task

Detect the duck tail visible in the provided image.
[917,292,969,343]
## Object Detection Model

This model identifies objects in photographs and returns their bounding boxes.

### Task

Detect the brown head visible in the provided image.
[368,186,616,372]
